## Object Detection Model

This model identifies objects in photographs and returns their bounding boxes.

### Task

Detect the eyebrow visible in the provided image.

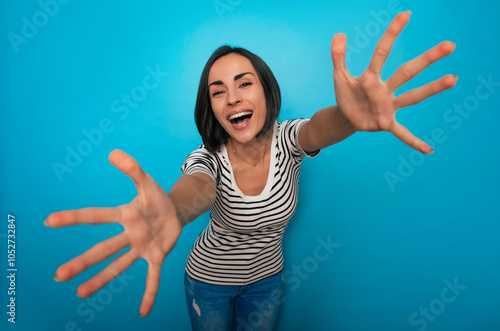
[208,72,254,88]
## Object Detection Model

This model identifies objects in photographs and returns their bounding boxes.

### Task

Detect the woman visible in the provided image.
[45,12,456,330]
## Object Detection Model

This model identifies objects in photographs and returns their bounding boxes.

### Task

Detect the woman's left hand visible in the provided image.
[331,11,457,154]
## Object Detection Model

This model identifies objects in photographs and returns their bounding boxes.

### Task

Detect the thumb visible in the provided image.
[331,33,349,75]
[109,149,148,189]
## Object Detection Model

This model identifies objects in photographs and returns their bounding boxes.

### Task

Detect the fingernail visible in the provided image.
[44,219,48,226]
[54,273,61,282]
[76,289,84,298]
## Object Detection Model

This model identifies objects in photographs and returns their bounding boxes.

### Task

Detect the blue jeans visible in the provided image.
[184,271,284,331]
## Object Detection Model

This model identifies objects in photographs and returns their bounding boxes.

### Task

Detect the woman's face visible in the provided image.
[208,53,267,144]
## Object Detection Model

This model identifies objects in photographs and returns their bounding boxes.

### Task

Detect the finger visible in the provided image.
[386,41,456,91]
[54,233,129,282]
[139,262,162,317]
[45,207,120,227]
[395,74,458,109]
[331,33,349,75]
[109,149,148,191]
[76,250,138,298]
[390,122,434,154]
[368,11,411,74]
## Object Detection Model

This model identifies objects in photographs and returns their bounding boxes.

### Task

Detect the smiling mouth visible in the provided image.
[228,111,253,126]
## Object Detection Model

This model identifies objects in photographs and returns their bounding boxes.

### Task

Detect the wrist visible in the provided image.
[335,105,357,134]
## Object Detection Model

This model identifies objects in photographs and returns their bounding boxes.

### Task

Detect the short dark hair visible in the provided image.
[194,46,281,153]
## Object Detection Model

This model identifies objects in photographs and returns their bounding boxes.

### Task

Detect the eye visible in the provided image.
[240,82,252,88]
[211,90,224,97]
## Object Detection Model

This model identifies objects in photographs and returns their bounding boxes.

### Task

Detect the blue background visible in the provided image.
[1,0,499,330]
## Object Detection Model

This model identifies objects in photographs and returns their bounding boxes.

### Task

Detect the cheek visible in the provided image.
[210,99,224,122]
[209,100,215,116]
[248,88,267,116]
[257,93,267,119]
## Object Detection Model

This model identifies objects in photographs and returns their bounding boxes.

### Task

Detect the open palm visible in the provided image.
[45,150,182,317]
[331,11,457,154]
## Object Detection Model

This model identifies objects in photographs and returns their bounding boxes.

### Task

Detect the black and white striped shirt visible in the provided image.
[181,119,319,285]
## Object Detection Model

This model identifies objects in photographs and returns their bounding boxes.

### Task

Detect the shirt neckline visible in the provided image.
[221,122,278,202]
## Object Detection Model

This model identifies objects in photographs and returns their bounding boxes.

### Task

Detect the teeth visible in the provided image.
[228,111,252,121]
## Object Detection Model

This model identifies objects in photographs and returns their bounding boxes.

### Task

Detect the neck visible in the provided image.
[228,130,272,166]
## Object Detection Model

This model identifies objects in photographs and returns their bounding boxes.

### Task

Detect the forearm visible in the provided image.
[168,173,216,227]
[300,105,357,152]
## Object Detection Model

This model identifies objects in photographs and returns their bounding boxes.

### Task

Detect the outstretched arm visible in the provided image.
[45,150,215,317]
[299,11,457,154]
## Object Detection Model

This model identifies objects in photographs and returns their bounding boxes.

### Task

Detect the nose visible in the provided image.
[226,88,241,106]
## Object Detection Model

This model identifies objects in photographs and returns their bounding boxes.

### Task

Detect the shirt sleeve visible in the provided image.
[181,145,220,185]
[283,119,321,159]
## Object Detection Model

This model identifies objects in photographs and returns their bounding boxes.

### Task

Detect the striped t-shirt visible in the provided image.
[181,119,319,285]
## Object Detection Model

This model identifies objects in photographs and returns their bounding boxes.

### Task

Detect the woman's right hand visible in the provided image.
[45,149,182,317]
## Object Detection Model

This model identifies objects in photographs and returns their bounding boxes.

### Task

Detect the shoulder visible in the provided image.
[278,119,320,158]
[185,144,228,161]
[181,144,222,184]
[278,119,309,135]
[277,118,310,142]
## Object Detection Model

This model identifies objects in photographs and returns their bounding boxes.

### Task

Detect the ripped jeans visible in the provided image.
[184,271,284,331]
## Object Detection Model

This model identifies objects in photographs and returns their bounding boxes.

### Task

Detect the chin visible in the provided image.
[229,131,257,144]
